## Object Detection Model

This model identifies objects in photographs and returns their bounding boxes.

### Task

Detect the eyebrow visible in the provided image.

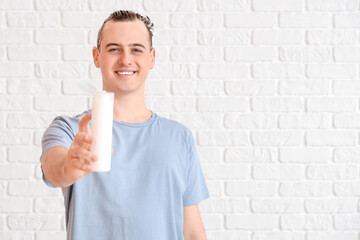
[105,43,146,49]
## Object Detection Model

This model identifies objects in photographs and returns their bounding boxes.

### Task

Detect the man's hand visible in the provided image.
[42,114,98,188]
[64,114,98,178]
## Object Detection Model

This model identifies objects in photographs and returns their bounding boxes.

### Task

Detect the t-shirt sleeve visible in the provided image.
[182,131,210,207]
[40,116,76,188]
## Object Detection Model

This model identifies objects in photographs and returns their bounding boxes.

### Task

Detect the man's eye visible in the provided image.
[133,49,142,53]
[108,49,118,52]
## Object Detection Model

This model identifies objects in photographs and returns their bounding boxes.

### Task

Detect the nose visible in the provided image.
[118,50,132,66]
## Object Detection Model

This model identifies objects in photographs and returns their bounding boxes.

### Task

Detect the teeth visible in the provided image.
[116,71,134,75]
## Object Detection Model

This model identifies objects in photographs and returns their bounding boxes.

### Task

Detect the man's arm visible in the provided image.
[183,205,207,240]
[41,114,97,188]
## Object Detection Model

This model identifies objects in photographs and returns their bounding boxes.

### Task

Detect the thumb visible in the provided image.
[79,114,92,133]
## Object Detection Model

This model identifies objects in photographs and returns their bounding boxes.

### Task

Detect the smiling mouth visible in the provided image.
[115,71,136,76]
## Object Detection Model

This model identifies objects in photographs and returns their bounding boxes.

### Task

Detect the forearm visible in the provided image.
[41,146,74,188]
[183,231,207,240]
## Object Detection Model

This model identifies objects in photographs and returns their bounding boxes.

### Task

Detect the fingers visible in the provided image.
[68,145,98,172]
[79,114,92,133]
[73,132,95,149]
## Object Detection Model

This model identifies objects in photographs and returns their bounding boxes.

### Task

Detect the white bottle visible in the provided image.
[90,91,114,172]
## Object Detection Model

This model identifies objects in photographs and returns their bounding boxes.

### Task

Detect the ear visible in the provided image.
[92,47,100,68]
[149,48,156,69]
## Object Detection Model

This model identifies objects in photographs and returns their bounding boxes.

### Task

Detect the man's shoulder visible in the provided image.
[50,110,90,132]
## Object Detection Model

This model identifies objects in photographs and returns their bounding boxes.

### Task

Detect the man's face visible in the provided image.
[93,20,155,95]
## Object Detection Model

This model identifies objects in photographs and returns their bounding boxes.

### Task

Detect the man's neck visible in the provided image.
[111,92,151,123]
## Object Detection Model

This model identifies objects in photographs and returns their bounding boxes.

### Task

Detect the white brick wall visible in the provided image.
[1,0,360,239]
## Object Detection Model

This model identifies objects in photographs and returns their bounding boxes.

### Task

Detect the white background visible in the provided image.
[1,0,360,239]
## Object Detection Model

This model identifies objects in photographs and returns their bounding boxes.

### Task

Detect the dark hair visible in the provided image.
[96,10,154,51]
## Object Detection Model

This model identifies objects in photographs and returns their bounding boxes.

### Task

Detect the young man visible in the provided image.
[41,10,209,240]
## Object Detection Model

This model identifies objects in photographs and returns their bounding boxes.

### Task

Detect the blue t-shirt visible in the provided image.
[41,110,209,240]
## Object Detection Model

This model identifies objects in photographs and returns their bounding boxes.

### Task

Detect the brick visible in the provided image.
[307,164,358,180]
[280,215,332,230]
[252,131,302,146]
[0,198,31,213]
[7,12,60,27]
[7,79,60,95]
[203,164,249,179]
[34,197,64,213]
[251,198,302,214]
[306,131,356,146]
[334,114,360,128]
[0,131,31,145]
[197,147,223,163]
[0,232,33,240]
[226,181,276,196]
[334,47,360,62]
[144,0,195,11]
[253,0,302,11]
[334,148,360,163]
[226,215,277,230]
[225,81,276,96]
[8,147,42,163]
[0,47,4,61]
[201,214,221,230]
[0,164,32,179]
[154,30,196,45]
[307,0,358,11]
[150,63,194,79]
[279,114,332,129]
[253,232,304,240]
[225,47,277,62]
[63,79,101,95]
[280,47,331,62]
[0,29,31,44]
[8,215,60,230]
[36,0,87,10]
[225,113,276,129]
[252,97,302,112]
[207,231,250,240]
[197,131,249,146]
[306,97,356,112]
[34,96,87,112]
[335,14,360,28]
[36,232,66,240]
[334,81,360,95]
[252,30,303,45]
[307,232,357,240]
[198,30,250,45]
[170,47,221,62]
[280,80,330,95]
[307,30,359,45]
[197,97,248,112]
[0,147,5,162]
[0,79,5,93]
[280,147,331,163]
[334,215,360,230]
[252,63,304,79]
[169,113,222,130]
[8,46,59,61]
[62,12,107,28]
[279,182,332,197]
[35,63,88,78]
[225,13,277,28]
[0,63,32,78]
[199,63,248,79]
[7,113,56,129]
[253,164,303,180]
[198,0,250,11]
[8,181,60,197]
[206,181,223,197]
[0,181,6,197]
[35,29,86,44]
[63,46,93,61]
[305,198,358,213]
[334,182,360,196]
[146,96,195,112]
[0,0,32,9]
[201,198,249,213]
[172,80,222,96]
[225,147,276,163]
[170,13,222,28]
[280,14,331,28]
